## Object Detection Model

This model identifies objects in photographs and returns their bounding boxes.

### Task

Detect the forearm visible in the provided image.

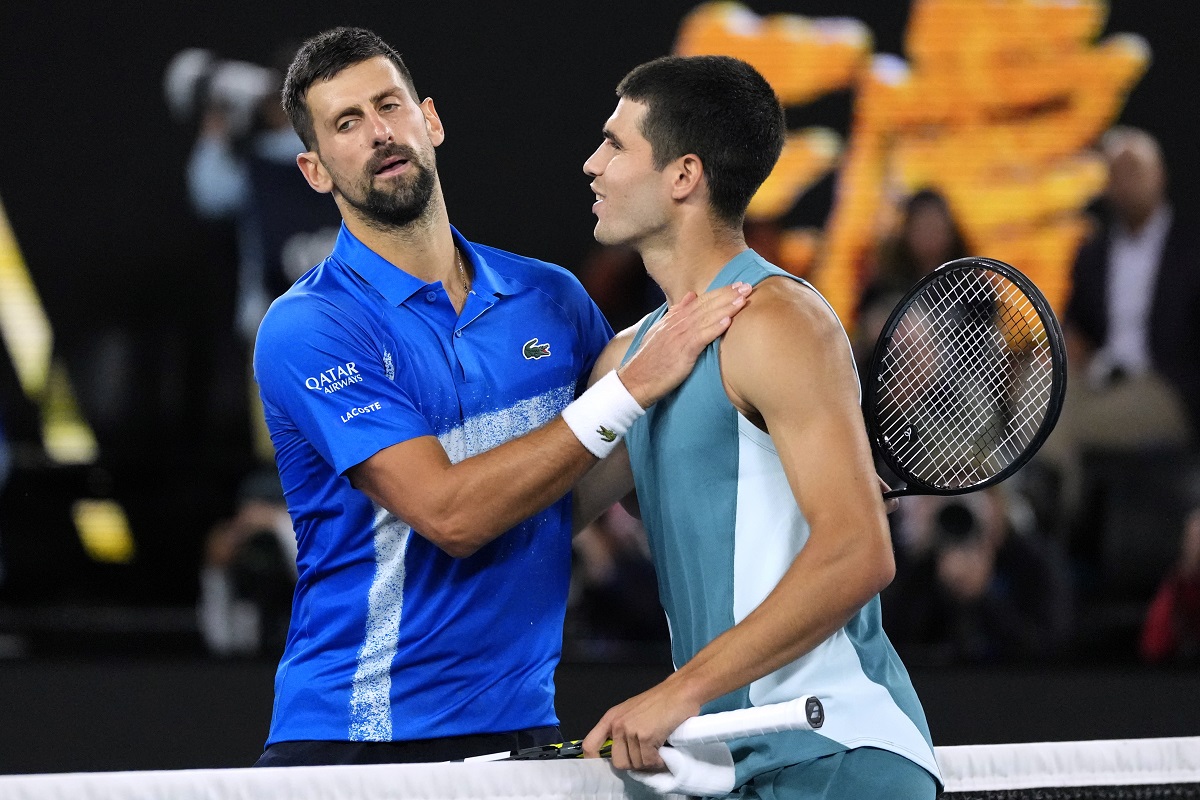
[355,286,754,558]
[581,533,892,766]
[356,418,597,557]
[665,532,893,708]
[572,442,634,534]
[446,418,598,539]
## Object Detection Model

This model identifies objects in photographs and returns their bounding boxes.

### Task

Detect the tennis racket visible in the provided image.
[864,256,1066,498]
[505,696,825,760]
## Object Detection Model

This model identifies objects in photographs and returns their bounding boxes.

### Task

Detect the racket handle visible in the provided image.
[667,696,824,746]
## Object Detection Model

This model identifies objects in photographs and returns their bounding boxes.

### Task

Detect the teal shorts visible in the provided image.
[736,746,938,800]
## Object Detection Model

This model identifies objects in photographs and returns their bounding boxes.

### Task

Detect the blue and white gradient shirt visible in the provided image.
[254,224,611,745]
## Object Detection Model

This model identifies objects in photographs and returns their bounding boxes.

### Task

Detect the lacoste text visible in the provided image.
[341,401,382,423]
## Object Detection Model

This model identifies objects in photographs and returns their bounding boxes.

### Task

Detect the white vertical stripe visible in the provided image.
[346,384,574,739]
[732,414,810,629]
[732,414,940,779]
[349,508,412,741]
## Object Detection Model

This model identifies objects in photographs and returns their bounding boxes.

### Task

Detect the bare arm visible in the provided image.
[583,278,894,768]
[571,323,643,533]
[351,285,750,558]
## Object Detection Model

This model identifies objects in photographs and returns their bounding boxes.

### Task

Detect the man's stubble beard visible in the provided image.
[329,145,438,232]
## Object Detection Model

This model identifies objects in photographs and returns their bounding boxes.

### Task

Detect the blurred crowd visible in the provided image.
[0,46,1197,670]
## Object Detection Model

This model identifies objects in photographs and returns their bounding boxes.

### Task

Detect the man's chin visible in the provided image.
[592,221,614,244]
[593,223,622,247]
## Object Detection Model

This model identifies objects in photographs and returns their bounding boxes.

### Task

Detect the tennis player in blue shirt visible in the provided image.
[251,27,751,766]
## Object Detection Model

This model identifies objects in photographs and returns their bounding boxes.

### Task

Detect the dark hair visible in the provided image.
[890,188,970,282]
[616,55,784,226]
[282,27,418,151]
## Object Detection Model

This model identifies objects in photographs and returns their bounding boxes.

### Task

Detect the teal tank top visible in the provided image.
[623,249,940,785]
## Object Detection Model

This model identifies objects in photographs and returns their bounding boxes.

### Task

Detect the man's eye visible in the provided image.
[337,118,357,132]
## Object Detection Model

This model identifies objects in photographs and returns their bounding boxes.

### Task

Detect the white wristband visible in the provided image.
[561,370,645,458]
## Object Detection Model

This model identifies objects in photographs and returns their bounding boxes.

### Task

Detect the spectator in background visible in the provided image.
[882,488,1074,665]
[183,44,342,346]
[1036,127,1200,570]
[1140,506,1200,664]
[853,188,970,379]
[197,467,297,658]
[178,45,343,467]
[567,503,668,657]
[1058,126,1200,450]
[869,188,970,295]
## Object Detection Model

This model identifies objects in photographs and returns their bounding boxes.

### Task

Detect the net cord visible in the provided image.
[1,738,1198,800]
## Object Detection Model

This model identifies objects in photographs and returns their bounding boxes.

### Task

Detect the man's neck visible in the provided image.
[1115,198,1171,238]
[340,193,457,285]
[641,220,748,306]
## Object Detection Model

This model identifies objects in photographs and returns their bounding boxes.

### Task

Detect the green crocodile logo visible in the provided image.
[596,425,617,443]
[522,338,552,360]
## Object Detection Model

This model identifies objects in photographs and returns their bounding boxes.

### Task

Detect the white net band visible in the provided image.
[1,738,1198,799]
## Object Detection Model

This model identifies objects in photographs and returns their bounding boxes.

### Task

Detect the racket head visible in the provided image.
[863,256,1067,497]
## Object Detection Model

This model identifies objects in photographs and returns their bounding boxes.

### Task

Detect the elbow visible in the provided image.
[438,536,483,560]
[870,543,897,595]
[848,531,896,601]
[416,510,493,559]
[418,518,484,559]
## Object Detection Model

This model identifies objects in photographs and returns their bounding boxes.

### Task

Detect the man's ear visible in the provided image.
[421,97,445,147]
[669,153,705,201]
[296,150,333,194]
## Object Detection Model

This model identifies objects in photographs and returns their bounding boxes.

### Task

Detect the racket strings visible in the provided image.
[874,268,1055,489]
[882,277,1049,485]
[881,293,1027,481]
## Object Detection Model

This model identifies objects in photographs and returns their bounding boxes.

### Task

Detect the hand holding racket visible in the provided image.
[507,696,825,760]
[864,257,1066,498]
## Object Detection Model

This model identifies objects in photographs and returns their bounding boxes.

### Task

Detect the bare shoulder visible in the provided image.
[719,275,858,418]
[721,276,846,360]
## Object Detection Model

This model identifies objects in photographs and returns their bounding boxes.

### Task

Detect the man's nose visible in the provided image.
[369,112,394,146]
[583,146,604,177]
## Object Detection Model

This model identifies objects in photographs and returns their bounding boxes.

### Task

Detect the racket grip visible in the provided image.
[666,696,823,746]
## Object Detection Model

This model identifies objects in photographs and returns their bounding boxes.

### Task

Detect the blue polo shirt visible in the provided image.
[254,224,611,745]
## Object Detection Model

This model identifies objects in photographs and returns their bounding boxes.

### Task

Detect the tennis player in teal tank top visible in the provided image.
[577,56,940,797]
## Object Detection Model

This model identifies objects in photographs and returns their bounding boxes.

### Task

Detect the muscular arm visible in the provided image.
[572,324,642,534]
[350,286,748,558]
[584,278,895,768]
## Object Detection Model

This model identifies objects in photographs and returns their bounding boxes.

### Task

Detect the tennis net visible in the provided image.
[940,737,1200,798]
[0,736,1196,799]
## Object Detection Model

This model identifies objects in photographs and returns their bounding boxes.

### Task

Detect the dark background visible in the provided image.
[2,0,1196,607]
[1,659,1198,773]
[0,0,1197,773]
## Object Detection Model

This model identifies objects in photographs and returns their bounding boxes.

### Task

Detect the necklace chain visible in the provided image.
[455,249,470,294]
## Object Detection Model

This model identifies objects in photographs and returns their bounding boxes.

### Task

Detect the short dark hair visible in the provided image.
[282,27,418,151]
[616,55,784,225]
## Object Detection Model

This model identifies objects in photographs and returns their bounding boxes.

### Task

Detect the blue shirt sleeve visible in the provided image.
[255,295,434,475]
[562,274,614,394]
